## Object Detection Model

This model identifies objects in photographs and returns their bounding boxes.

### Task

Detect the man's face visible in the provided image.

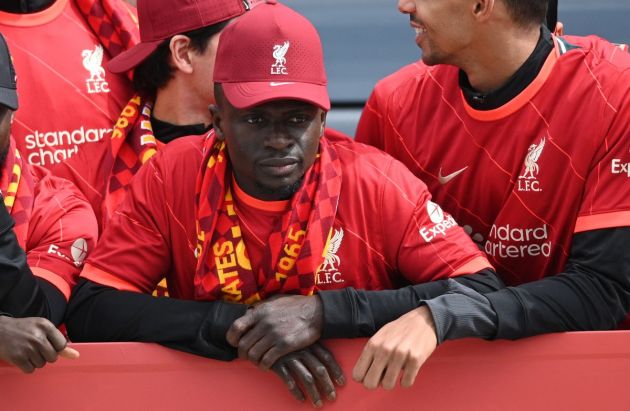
[212,93,326,201]
[190,31,222,106]
[398,0,473,66]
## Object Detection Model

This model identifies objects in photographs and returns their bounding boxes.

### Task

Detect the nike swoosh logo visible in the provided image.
[438,166,468,185]
[269,82,295,87]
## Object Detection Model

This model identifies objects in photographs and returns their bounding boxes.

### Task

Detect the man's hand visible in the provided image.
[0,316,79,373]
[272,342,345,408]
[352,306,437,390]
[226,295,323,369]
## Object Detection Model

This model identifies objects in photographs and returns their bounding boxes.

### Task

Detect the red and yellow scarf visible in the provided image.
[76,0,139,60]
[1,140,35,249]
[194,133,342,304]
[103,94,159,225]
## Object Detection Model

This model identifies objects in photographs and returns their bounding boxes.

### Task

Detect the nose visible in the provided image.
[265,122,294,151]
[398,0,415,14]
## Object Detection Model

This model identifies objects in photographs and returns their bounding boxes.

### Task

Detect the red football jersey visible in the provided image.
[356,35,630,286]
[81,134,489,298]
[0,0,132,167]
[25,165,99,299]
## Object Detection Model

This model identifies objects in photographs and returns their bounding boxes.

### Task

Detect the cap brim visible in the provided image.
[106,40,163,74]
[222,81,330,111]
[0,87,18,110]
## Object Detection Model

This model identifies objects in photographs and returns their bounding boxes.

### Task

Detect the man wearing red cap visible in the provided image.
[349,0,630,390]
[66,1,497,405]
[0,33,94,373]
[0,0,137,168]
[51,0,250,237]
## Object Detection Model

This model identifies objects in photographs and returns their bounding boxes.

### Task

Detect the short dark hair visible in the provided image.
[502,0,548,28]
[132,20,230,96]
[545,0,558,32]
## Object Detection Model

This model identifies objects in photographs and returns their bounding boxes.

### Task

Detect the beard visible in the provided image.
[256,177,304,201]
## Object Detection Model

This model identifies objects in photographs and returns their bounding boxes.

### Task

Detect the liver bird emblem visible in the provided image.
[82,45,106,82]
[520,137,545,179]
[272,41,290,67]
[319,228,344,272]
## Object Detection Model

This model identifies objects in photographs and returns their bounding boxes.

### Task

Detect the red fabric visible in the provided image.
[49,94,161,233]
[1,140,35,248]
[193,133,341,304]
[81,133,489,297]
[75,0,139,59]
[0,0,133,168]
[356,35,630,286]
[1,139,98,296]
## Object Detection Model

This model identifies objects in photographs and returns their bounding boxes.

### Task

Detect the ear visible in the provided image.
[472,0,494,21]
[554,22,564,36]
[320,111,327,137]
[209,104,224,140]
[169,35,194,74]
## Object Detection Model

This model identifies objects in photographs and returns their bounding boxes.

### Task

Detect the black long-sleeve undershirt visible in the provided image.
[65,227,629,354]
[320,227,630,342]
[0,197,66,324]
[65,279,247,360]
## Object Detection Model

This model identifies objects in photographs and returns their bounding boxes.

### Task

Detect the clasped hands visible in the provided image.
[225,295,438,407]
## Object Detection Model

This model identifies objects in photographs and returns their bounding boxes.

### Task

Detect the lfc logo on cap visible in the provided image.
[271,41,290,75]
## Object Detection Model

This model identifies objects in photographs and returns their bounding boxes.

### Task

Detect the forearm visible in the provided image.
[428,227,630,341]
[0,204,66,323]
[320,269,502,338]
[66,279,248,361]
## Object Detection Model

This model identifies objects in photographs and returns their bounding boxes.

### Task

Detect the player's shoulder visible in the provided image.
[325,130,426,188]
[560,35,630,70]
[29,164,98,233]
[373,60,426,95]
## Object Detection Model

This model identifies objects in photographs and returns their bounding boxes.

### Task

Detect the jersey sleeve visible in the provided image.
[382,159,491,282]
[80,154,172,294]
[25,176,98,300]
[355,62,423,148]
[575,69,630,233]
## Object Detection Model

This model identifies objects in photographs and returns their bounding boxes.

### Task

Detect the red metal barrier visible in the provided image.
[1,332,629,410]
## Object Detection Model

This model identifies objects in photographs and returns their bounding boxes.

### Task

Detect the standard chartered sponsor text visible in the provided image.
[485,224,551,258]
[25,126,111,165]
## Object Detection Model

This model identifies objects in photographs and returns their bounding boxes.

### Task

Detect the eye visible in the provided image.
[244,115,264,125]
[288,114,310,124]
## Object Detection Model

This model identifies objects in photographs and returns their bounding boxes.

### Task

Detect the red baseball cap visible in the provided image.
[107,0,248,74]
[213,0,330,111]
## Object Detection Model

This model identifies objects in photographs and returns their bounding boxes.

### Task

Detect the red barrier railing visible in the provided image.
[2,332,630,410]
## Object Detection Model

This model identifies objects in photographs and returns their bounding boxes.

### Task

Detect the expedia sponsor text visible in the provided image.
[420,215,457,243]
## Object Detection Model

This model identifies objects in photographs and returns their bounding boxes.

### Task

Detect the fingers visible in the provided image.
[311,342,345,386]
[273,362,305,403]
[300,350,336,402]
[286,357,323,408]
[400,355,423,388]
[380,348,406,390]
[59,347,80,360]
[45,324,68,353]
[259,344,285,370]
[14,358,35,374]
[237,326,268,362]
[28,349,47,370]
[352,342,375,386]
[226,310,257,347]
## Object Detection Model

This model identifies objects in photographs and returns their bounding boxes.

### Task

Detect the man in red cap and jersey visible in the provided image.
[66,1,498,406]
[52,0,250,236]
